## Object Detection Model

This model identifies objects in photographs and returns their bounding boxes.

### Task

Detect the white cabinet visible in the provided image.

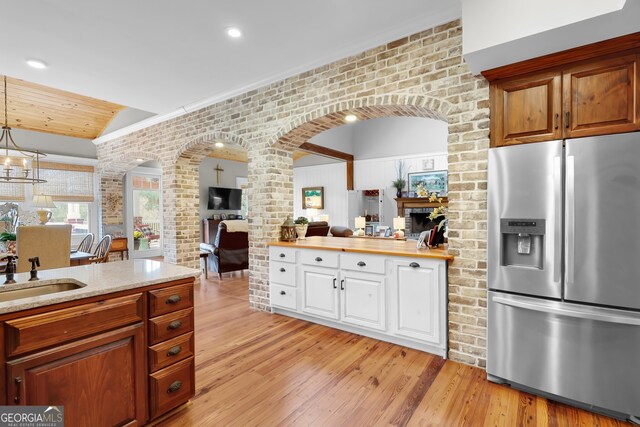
[300,266,339,320]
[269,245,448,357]
[340,271,386,331]
[391,259,444,346]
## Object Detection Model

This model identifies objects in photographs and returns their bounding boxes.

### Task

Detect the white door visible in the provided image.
[392,261,441,344]
[125,167,163,259]
[300,266,339,320]
[340,271,386,331]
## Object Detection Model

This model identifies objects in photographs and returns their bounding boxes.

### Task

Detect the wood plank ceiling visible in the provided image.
[0,75,124,139]
[208,145,309,163]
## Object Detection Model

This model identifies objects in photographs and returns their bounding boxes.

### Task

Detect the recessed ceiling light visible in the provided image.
[226,27,242,38]
[344,114,358,123]
[136,158,144,163]
[214,142,225,148]
[26,59,47,69]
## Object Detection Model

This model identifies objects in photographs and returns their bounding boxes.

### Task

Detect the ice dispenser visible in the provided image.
[500,219,545,269]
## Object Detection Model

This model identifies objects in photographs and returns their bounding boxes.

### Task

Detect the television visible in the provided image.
[208,187,242,210]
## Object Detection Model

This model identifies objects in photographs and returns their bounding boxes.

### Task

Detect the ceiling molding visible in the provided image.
[93,10,461,145]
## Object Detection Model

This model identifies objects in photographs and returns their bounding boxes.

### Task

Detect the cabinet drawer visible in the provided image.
[149,332,194,373]
[5,293,144,357]
[269,246,296,264]
[148,283,194,317]
[149,308,194,345]
[149,356,195,419]
[341,253,385,275]
[269,261,295,286]
[271,284,297,311]
[300,250,339,268]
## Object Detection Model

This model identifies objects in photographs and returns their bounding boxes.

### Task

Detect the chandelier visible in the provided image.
[1,76,46,184]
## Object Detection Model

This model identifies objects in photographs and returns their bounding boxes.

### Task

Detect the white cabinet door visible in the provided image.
[301,266,339,320]
[393,260,442,344]
[340,271,386,331]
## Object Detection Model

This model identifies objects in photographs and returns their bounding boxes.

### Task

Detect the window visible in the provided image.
[48,202,91,235]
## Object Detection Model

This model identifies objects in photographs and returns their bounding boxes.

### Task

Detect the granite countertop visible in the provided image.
[269,236,454,261]
[0,260,200,315]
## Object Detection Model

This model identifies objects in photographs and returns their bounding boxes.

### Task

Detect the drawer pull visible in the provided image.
[279,253,285,258]
[333,278,337,289]
[167,320,183,330]
[409,262,420,268]
[167,380,183,394]
[166,346,182,357]
[357,261,366,267]
[279,267,286,272]
[315,257,323,262]
[280,290,286,295]
[166,295,182,304]
[340,279,345,290]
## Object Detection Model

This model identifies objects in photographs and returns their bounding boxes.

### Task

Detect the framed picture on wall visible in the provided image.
[302,187,324,209]
[408,170,448,197]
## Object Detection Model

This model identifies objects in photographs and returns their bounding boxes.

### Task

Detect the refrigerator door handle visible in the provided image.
[565,155,575,286]
[492,295,640,326]
[553,156,562,284]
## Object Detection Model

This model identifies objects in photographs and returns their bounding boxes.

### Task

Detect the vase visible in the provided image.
[396,188,402,198]
[295,224,308,240]
[134,239,140,250]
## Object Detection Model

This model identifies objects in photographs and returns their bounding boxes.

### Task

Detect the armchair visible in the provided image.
[199,220,248,278]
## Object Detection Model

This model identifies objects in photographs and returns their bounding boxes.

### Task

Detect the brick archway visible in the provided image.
[164,133,247,266]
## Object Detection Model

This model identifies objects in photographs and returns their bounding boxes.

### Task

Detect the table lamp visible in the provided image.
[318,214,329,223]
[32,193,56,225]
[393,216,405,238]
[306,208,318,222]
[354,216,366,236]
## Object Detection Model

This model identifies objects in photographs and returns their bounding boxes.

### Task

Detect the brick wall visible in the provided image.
[95,19,490,367]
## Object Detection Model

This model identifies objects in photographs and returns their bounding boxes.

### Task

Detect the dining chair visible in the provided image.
[16,225,72,273]
[77,233,94,253]
[91,235,112,264]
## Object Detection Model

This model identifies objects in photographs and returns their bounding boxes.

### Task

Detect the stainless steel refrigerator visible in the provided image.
[488,132,640,423]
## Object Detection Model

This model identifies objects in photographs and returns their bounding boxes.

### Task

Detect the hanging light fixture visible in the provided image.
[1,76,46,184]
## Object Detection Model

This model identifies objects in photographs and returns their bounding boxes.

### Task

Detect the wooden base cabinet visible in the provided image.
[0,278,196,426]
[270,248,447,357]
[7,324,146,427]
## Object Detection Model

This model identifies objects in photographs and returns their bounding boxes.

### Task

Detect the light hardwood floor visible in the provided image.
[159,271,632,426]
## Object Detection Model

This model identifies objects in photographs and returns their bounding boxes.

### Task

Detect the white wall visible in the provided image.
[293,162,348,227]
[199,157,248,223]
[352,117,447,159]
[462,0,638,73]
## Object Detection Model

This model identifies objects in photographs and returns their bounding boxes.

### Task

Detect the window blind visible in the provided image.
[0,166,26,201]
[34,162,95,202]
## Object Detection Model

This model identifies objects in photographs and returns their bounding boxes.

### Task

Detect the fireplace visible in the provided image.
[409,211,437,234]
[395,197,448,238]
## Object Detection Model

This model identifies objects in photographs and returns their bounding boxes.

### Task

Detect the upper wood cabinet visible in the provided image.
[487,37,640,147]
[491,71,562,146]
[563,54,640,139]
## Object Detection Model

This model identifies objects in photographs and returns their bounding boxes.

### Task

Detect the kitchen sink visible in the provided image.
[0,281,86,302]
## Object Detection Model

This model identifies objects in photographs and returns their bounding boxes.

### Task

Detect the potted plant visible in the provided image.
[392,160,408,198]
[0,231,17,254]
[294,216,309,240]
[133,229,143,250]
[428,193,447,247]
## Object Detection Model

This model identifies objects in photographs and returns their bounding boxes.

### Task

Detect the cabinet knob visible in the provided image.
[279,253,285,258]
[167,346,182,357]
[409,262,420,268]
[357,261,366,267]
[279,267,286,272]
[166,295,182,304]
[14,377,21,404]
[565,111,570,129]
[167,380,183,393]
[315,257,323,262]
[280,290,286,295]
[167,320,183,330]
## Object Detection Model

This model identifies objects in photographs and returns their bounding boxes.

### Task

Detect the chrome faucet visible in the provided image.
[2,255,16,285]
